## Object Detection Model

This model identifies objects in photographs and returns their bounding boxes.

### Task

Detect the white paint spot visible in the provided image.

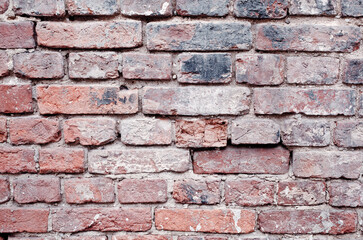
[231,209,242,233]
[160,2,169,14]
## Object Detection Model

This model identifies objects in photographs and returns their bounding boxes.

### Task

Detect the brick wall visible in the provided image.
[0,0,362,239]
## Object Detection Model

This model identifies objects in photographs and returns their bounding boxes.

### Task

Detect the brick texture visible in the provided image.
[118,179,167,203]
[173,179,221,204]
[0,22,35,48]
[0,85,33,113]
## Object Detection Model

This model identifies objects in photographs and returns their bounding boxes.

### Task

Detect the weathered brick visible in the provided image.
[64,118,117,146]
[0,209,49,233]
[341,0,363,17]
[39,148,85,173]
[225,179,274,206]
[234,0,288,18]
[194,147,289,174]
[37,21,142,49]
[289,0,337,15]
[9,118,61,145]
[0,117,6,142]
[173,179,220,204]
[143,87,250,116]
[146,22,252,51]
[0,85,33,113]
[176,0,228,16]
[281,119,330,146]
[0,51,9,77]
[121,118,172,146]
[277,180,326,206]
[64,177,115,204]
[0,147,35,173]
[0,178,10,203]
[361,91,363,116]
[231,119,280,145]
[69,52,120,79]
[293,151,362,179]
[63,237,106,240]
[121,0,172,16]
[112,236,171,240]
[175,119,227,148]
[155,209,255,233]
[329,180,363,207]
[256,24,361,52]
[286,56,339,84]
[259,210,357,234]
[178,237,227,240]
[37,86,138,115]
[254,88,356,115]
[177,53,232,84]
[0,0,8,13]
[236,54,284,85]
[66,0,119,15]
[334,120,363,147]
[13,0,65,16]
[342,58,363,84]
[123,53,172,80]
[0,22,35,49]
[9,238,56,240]
[52,208,151,232]
[13,176,61,203]
[89,149,190,174]
[118,179,167,204]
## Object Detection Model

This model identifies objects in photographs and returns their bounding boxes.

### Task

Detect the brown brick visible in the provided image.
[0,22,35,49]
[0,178,10,203]
[9,118,61,145]
[173,179,220,204]
[37,21,142,49]
[334,120,363,147]
[112,236,171,240]
[0,117,7,143]
[342,0,363,17]
[0,51,10,77]
[37,85,138,115]
[13,176,61,203]
[52,208,151,232]
[0,147,36,173]
[0,0,8,13]
[328,180,363,207]
[234,0,288,18]
[64,177,115,204]
[121,0,172,16]
[176,0,228,16]
[118,179,167,204]
[293,151,362,179]
[39,148,85,173]
[69,52,120,79]
[175,119,227,148]
[13,0,65,16]
[155,209,256,233]
[0,209,49,233]
[289,0,337,15]
[194,147,290,174]
[0,85,33,113]
[66,0,119,15]
[342,58,363,84]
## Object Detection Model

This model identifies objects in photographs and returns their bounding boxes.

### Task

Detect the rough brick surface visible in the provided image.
[334,120,363,147]
[0,85,33,113]
[0,22,35,49]
[0,51,9,77]
[121,0,172,16]
[39,148,85,173]
[289,0,337,15]
[112,236,171,240]
[13,0,65,16]
[328,180,363,207]
[118,179,167,203]
[173,179,221,204]
[66,0,119,15]
[234,0,288,18]
[0,209,49,233]
[0,147,36,173]
[341,0,363,17]
[342,58,363,84]
[176,0,228,16]
[0,178,10,203]
[0,117,7,143]
[0,0,8,13]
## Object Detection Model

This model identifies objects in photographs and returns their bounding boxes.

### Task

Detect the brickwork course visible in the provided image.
[0,0,362,239]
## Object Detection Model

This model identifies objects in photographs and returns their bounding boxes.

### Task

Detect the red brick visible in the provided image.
[176,0,228,16]
[69,52,120,79]
[52,208,151,232]
[64,118,117,146]
[293,151,362,179]
[259,210,357,234]
[112,236,171,240]
[231,119,280,145]
[0,0,8,13]
[342,58,363,84]
[0,178,10,203]
[0,85,33,113]
[175,119,227,148]
[37,85,138,115]
[281,119,330,146]
[64,177,115,204]
[9,118,60,145]
[334,120,363,147]
[361,91,363,116]
[0,117,6,142]
[173,179,220,204]
[121,0,172,16]
[286,56,339,84]
[236,54,284,85]
[89,149,189,174]
[13,0,65,16]
[155,209,255,233]
[120,118,172,146]
[0,51,10,77]
[118,179,167,203]
[0,22,35,49]
[178,237,227,240]
[39,148,85,173]
[289,0,337,15]
[194,147,289,174]
[0,208,49,233]
[123,53,172,80]
[234,0,288,18]
[328,180,363,207]
[13,176,61,203]
[37,21,142,49]
[254,88,356,115]
[66,0,119,15]
[143,87,250,116]
[342,0,363,17]
[9,237,56,240]
[277,180,326,206]
[225,179,274,206]
[0,147,35,173]
[256,24,360,52]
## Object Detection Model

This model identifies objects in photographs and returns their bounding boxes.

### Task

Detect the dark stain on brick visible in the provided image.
[262,25,289,49]
[91,88,130,106]
[235,0,287,18]
[344,59,363,84]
